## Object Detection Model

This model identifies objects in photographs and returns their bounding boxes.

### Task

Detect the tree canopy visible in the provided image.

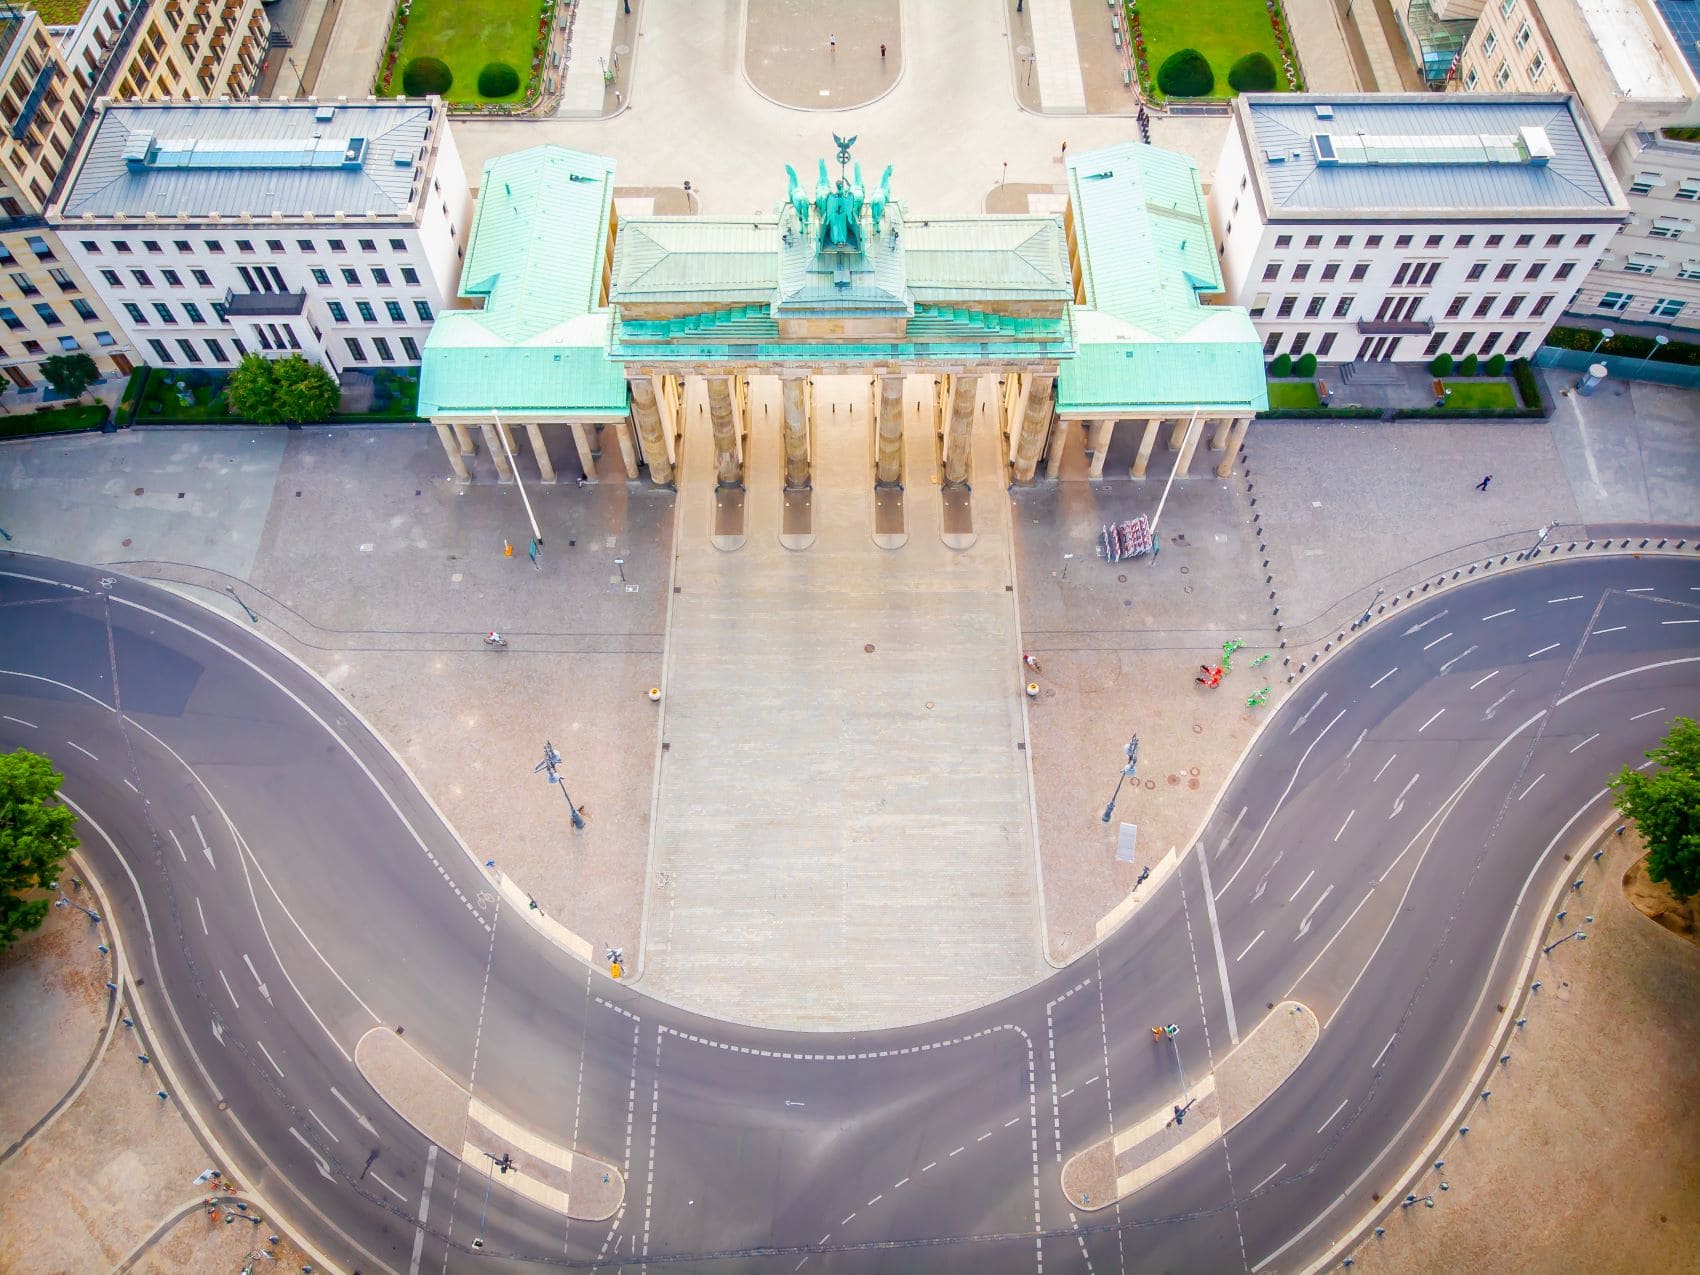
[1612,716,1700,898]
[224,354,341,426]
[1,748,80,951]
[1158,48,1214,98]
[40,352,99,400]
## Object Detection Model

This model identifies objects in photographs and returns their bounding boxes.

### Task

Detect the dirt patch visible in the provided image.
[1060,1138,1114,1209]
[1216,1000,1318,1126]
[132,1209,314,1274]
[356,1025,471,1153]
[1623,852,1697,946]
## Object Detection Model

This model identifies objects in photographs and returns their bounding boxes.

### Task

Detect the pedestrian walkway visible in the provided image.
[559,0,620,116]
[1029,0,1087,111]
[1283,0,1362,91]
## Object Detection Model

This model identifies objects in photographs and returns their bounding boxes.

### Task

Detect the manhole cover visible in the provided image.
[925,701,934,709]
[1192,723,1204,734]
[133,487,144,496]
[1183,585,1193,594]
[1144,779,1156,790]
[1188,777,1200,789]
[122,538,133,547]
[1180,566,1189,575]
[1190,766,1200,776]
[864,643,875,653]
[1117,574,1127,583]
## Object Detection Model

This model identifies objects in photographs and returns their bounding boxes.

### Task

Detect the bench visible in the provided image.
[1431,378,1448,406]
[1315,378,1330,405]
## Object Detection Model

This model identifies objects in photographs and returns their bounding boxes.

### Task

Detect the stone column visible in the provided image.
[1131,416,1161,478]
[781,375,811,489]
[612,417,640,479]
[524,421,556,483]
[451,422,477,455]
[570,423,599,482]
[1045,416,1071,479]
[942,373,978,487]
[1009,372,1056,483]
[1209,416,1232,451]
[1168,417,1189,450]
[480,421,513,482]
[1216,417,1252,478]
[1174,416,1204,477]
[875,373,905,486]
[707,374,742,487]
[1087,418,1114,479]
[434,422,470,482]
[628,376,673,485]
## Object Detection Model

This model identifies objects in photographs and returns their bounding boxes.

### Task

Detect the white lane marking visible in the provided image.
[1569,733,1599,753]
[287,1127,334,1183]
[241,953,272,1003]
[218,969,240,1009]
[123,777,137,792]
[978,1129,995,1139]
[867,1194,883,1207]
[370,1170,405,1202]
[1370,667,1398,690]
[1373,1033,1397,1069]
[1216,707,1347,900]
[1196,847,1240,1045]
[894,1177,910,1188]
[1287,869,1316,903]
[1005,1117,1020,1128]
[1373,754,1396,783]
[1479,609,1515,621]
[1438,644,1477,674]
[195,896,208,935]
[1296,884,1334,940]
[169,829,186,862]
[1662,619,1699,626]
[1390,773,1420,819]
[1469,670,1499,690]
[409,1144,437,1275]
[1236,931,1265,962]
[1346,728,1367,760]
[922,1161,937,1172]
[1547,595,1584,604]
[1401,610,1448,636]
[67,740,98,760]
[1215,805,1249,860]
[330,1085,378,1135]
[1418,708,1445,733]
[189,813,215,869]
[1421,632,1452,652]
[1630,706,1667,722]
[1518,773,1546,801]
[1288,692,1328,736]
[1316,1098,1350,1134]
[1334,810,1355,842]
[1528,642,1561,658]
[1251,1163,1287,1194]
[949,1146,965,1157]
[1,714,36,728]
[1626,587,1654,593]
[841,1213,856,1226]
[309,1108,340,1143]
[256,1039,284,1077]
[1593,625,1626,635]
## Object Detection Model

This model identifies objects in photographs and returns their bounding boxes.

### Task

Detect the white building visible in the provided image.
[1212,93,1629,363]
[1576,126,1700,330]
[49,97,470,374]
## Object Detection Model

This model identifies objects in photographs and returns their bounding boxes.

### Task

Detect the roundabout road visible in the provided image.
[2,550,1697,1273]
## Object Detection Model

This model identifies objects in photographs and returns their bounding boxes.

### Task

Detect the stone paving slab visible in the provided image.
[561,0,621,115]
[1029,0,1087,111]
[744,0,902,110]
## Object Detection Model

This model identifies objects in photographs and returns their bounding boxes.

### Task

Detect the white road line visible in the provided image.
[1438,644,1478,674]
[1287,869,1315,903]
[1518,773,1546,801]
[218,969,239,1009]
[66,740,97,760]
[1370,667,1398,689]
[1593,625,1626,635]
[370,1170,405,1201]
[1216,805,1249,860]
[309,1109,340,1142]
[949,1146,964,1157]
[1373,754,1396,783]
[1334,810,1355,842]
[122,778,137,792]
[256,1039,284,1077]
[922,1162,937,1172]
[867,1194,882,1207]
[842,1213,856,1226]
[1,714,36,728]
[1480,609,1515,621]
[979,1128,996,1138]
[1630,706,1668,722]
[1252,1163,1287,1194]
[1236,931,1265,962]
[1528,642,1561,658]
[1373,1033,1397,1069]
[1469,670,1499,690]
[1569,733,1600,753]
[1346,728,1367,760]
[169,829,186,862]
[1216,708,1347,900]
[1390,773,1420,819]
[1295,884,1334,940]
[1662,619,1700,626]
[1196,847,1240,1045]
[1288,692,1329,737]
[1005,1117,1020,1128]
[409,1145,437,1275]
[1626,587,1654,593]
[1421,632,1452,651]
[1547,595,1584,604]
[1418,708,1445,733]
[1316,1098,1350,1134]
[189,813,215,869]
[195,896,208,935]
[894,1177,909,1189]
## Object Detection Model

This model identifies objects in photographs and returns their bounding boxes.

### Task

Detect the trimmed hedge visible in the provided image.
[476,61,520,97]
[1459,352,1480,376]
[1157,48,1214,97]
[401,56,453,96]
[1511,357,1546,411]
[1270,352,1293,376]
[0,403,111,438]
[1294,351,1317,377]
[1429,353,1453,376]
[1393,406,1544,420]
[1485,353,1507,376]
[1227,52,1276,93]
[1544,324,1700,366]
[1259,407,1383,420]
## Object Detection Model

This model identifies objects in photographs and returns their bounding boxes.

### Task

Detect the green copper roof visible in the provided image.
[903,218,1071,302]
[610,219,778,302]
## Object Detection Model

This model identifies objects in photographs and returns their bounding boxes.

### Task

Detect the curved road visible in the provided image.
[2,551,1697,1273]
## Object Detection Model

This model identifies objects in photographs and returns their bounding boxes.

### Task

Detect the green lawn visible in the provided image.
[384,0,542,105]
[1133,0,1292,100]
[1266,380,1320,409]
[0,403,109,438]
[1440,380,1518,410]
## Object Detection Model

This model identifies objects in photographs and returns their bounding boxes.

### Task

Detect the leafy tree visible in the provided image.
[1429,353,1454,376]
[1269,352,1293,377]
[477,62,520,98]
[1227,52,1277,93]
[1158,49,1214,98]
[224,354,340,426]
[40,352,99,401]
[1294,351,1318,377]
[402,57,453,97]
[1612,717,1700,898]
[1,749,79,952]
[1459,352,1480,376]
[1484,353,1507,376]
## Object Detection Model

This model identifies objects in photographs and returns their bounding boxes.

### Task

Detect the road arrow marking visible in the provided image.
[242,953,273,1005]
[190,814,215,869]
[1400,609,1448,637]
[785,1100,805,1108]
[1295,884,1334,939]
[210,1017,225,1046]
[1483,689,1514,720]
[289,1127,335,1182]
[1390,773,1420,819]
[1438,644,1477,674]
[1288,692,1327,736]
[331,1085,378,1136]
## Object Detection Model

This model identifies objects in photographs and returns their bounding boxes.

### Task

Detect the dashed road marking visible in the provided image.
[1236,930,1264,962]
[1528,642,1561,658]
[1418,708,1445,733]
[1630,706,1668,721]
[1421,632,1452,652]
[1518,773,1545,801]
[1469,670,1499,690]
[1569,733,1600,753]
[1373,754,1396,783]
[1252,1163,1287,1193]
[67,740,97,760]
[1316,1098,1349,1133]
[1547,595,1584,604]
[1480,609,1515,621]
[195,896,208,935]
[1593,625,1626,635]
[1334,810,1355,842]
[1287,869,1315,903]
[257,1039,284,1077]
[1370,667,1398,690]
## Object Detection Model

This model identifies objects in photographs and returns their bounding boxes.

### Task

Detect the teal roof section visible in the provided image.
[610,219,778,303]
[903,218,1072,303]
[420,146,628,418]
[1059,143,1265,416]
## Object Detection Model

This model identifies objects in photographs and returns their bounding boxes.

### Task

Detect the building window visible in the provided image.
[266,239,285,253]
[1678,262,1700,281]
[147,338,171,363]
[129,269,151,287]
[1424,332,1445,356]
[162,268,182,286]
[1305,296,1324,318]
[114,241,132,254]
[183,302,205,323]
[372,267,390,286]
[1424,234,1442,249]
[24,235,53,260]
[1290,332,1309,356]
[33,302,60,326]
[344,336,366,362]
[1349,262,1369,281]
[1464,66,1479,91]
[308,267,328,286]
[1467,262,1486,281]
[373,336,393,361]
[1274,234,1292,249]
[1333,295,1354,318]
[1629,173,1660,196]
[401,336,421,360]
[1495,262,1515,281]
[1446,295,1466,318]
[1649,219,1692,240]
[359,238,377,252]
[1320,262,1339,282]
[154,301,179,324]
[123,302,146,325]
[356,300,376,322]
[22,340,42,355]
[298,240,316,253]
[212,302,227,321]
[1514,20,1531,48]
[1480,332,1500,355]
[1482,30,1498,57]
[1597,291,1632,312]
[49,267,77,293]
[1263,262,1280,281]
[414,300,433,321]
[1531,295,1552,316]
[1675,181,1700,202]
[1503,295,1525,316]
[100,268,120,286]
[1528,52,1545,79]
[1314,331,1334,357]
[1499,0,1515,15]
[1514,234,1533,249]
[1554,262,1574,280]
[1623,256,1661,275]
[205,241,224,254]
[0,307,20,332]
[1523,262,1545,281]
[1292,262,1310,281]
[400,266,420,286]
[385,299,405,322]
[1452,331,1473,354]
[327,301,347,322]
[328,239,346,252]
[192,269,211,286]
[57,336,79,352]
[176,338,201,363]
[8,272,38,296]
[95,330,116,346]
[1494,62,1511,89]
[339,267,358,285]
[72,299,96,321]
[1395,234,1412,248]
[1274,296,1295,318]
[140,240,161,255]
[1456,235,1474,248]
[236,239,254,253]
[205,338,227,362]
[1576,234,1594,246]
[1650,298,1685,318]
[1507,333,1527,355]
[1473,294,1498,318]
[80,241,101,254]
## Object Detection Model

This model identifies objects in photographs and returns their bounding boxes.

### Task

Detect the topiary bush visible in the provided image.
[1294,351,1318,377]
[1459,352,1480,376]
[401,57,453,97]
[476,62,520,98]
[1429,353,1454,376]
[1484,352,1507,376]
[1227,52,1277,93]
[1158,48,1214,98]
[1270,353,1293,376]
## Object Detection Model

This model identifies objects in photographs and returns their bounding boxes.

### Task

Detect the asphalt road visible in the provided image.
[3,550,1697,1273]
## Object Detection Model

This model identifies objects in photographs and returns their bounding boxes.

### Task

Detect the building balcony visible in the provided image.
[223,288,305,317]
[1355,316,1435,335]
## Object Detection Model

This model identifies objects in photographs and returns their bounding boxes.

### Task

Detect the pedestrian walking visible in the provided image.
[1023,652,1042,673]
[880,42,887,62]
[1060,140,1068,158]
[1475,474,1492,491]
[828,32,836,53]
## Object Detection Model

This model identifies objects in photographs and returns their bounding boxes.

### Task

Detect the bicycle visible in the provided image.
[483,631,508,650]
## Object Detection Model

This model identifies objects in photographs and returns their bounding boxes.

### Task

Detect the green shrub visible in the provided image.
[1294,352,1318,377]
[1511,358,1543,410]
[476,62,520,98]
[1158,48,1214,98]
[1429,353,1454,376]
[1485,353,1507,376]
[1459,353,1480,376]
[401,57,453,97]
[1270,353,1293,377]
[1544,325,1700,366]
[1227,52,1277,93]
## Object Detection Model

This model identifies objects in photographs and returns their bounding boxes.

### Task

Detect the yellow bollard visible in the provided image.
[610,962,623,979]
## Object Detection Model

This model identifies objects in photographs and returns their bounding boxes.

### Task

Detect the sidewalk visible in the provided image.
[1284,0,1363,91]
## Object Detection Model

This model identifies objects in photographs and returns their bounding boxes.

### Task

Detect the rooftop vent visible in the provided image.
[1314,104,1334,119]
[1263,148,1286,164]
[1314,133,1338,165]
[121,130,156,170]
[315,106,336,122]
[1519,125,1554,167]
[393,149,413,167]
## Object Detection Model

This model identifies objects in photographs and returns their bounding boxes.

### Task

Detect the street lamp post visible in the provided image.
[535,740,585,829]
[1101,732,1140,823]
[1354,586,1384,629]
[1590,327,1615,355]
[1639,334,1670,371]
[1543,929,1586,956]
[472,1151,514,1250]
[1522,520,1557,560]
